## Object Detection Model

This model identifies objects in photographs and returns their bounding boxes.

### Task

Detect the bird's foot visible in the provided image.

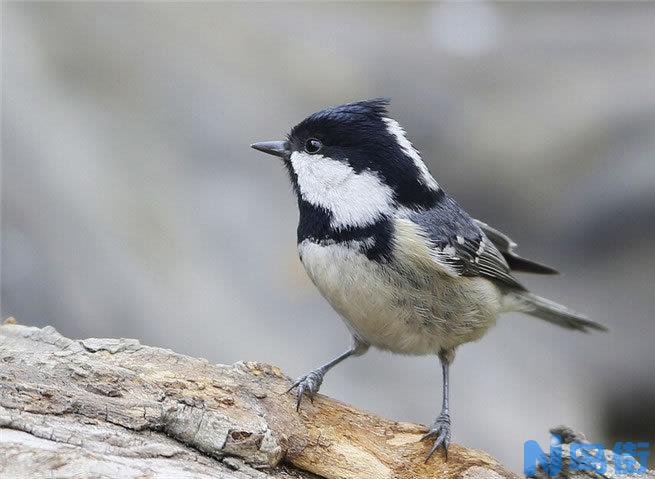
[422,411,451,461]
[286,369,324,411]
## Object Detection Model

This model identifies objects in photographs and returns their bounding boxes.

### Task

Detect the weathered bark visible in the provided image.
[0,321,515,479]
[0,321,649,479]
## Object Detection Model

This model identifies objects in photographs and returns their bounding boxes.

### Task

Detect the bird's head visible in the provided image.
[251,99,442,230]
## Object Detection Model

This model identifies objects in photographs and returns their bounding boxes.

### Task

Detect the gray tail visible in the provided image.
[517,293,608,333]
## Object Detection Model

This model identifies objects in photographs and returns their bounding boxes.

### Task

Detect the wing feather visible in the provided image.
[474,220,559,275]
[407,198,525,290]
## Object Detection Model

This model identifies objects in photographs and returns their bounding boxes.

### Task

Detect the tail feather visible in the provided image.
[516,293,608,332]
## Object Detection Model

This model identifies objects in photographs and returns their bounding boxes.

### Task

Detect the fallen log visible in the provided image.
[0,321,650,479]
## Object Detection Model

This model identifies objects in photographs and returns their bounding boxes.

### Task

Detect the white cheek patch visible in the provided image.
[383,117,440,191]
[290,151,395,230]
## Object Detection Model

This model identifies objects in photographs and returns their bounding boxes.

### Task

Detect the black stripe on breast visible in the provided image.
[296,199,394,263]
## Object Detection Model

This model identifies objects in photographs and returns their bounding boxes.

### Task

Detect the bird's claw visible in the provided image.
[422,412,451,461]
[286,370,324,411]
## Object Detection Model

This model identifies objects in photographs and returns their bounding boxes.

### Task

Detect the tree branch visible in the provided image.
[2,321,647,479]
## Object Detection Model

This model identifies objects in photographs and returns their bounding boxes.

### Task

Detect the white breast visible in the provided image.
[298,238,503,355]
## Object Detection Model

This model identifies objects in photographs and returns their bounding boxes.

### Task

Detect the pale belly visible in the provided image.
[298,240,503,355]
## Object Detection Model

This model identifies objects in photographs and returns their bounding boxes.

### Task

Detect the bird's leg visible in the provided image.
[287,338,368,411]
[423,349,454,461]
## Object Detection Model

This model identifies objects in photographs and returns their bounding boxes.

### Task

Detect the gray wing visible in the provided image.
[474,220,559,275]
[409,197,525,291]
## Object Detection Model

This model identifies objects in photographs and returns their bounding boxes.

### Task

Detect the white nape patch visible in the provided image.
[290,151,395,230]
[382,117,439,191]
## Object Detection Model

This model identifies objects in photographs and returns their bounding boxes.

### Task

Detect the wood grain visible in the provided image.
[0,320,529,478]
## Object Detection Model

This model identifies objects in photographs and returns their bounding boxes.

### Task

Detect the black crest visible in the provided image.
[286,99,445,263]
[287,98,443,211]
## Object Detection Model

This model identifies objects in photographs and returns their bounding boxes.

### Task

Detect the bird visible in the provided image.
[250,99,607,461]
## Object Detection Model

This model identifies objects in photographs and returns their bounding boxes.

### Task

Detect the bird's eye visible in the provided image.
[304,138,323,154]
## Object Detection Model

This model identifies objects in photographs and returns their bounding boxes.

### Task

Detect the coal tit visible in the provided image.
[251,99,606,460]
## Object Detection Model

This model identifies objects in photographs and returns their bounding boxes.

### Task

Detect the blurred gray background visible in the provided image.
[2,2,654,472]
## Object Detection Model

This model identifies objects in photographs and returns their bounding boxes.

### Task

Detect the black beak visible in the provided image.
[250,141,290,158]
